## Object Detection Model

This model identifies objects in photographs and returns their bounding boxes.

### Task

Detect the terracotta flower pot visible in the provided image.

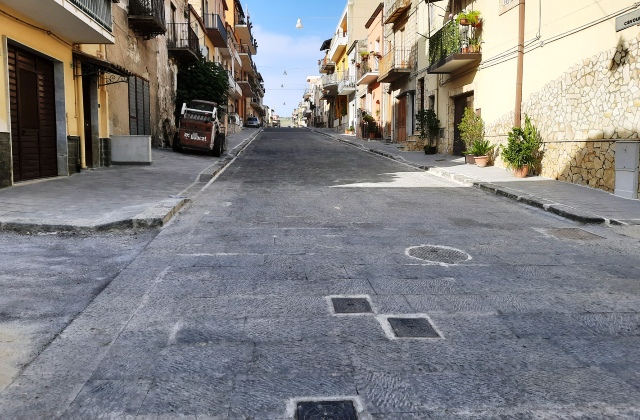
[464,154,475,164]
[459,18,470,26]
[513,165,529,178]
[474,155,489,167]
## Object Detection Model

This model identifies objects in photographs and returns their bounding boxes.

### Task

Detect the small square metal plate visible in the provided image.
[297,400,358,420]
[388,317,440,338]
[331,297,373,314]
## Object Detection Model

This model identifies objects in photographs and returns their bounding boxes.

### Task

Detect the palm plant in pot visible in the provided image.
[469,139,494,167]
[458,107,484,164]
[416,109,440,154]
[500,115,543,177]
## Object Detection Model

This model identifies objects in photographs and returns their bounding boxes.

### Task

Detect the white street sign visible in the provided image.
[616,9,640,32]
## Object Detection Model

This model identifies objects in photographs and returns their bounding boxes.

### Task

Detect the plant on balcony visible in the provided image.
[359,49,370,59]
[456,10,481,26]
[500,115,543,177]
[416,109,440,154]
[428,21,460,66]
[458,108,484,163]
[469,35,482,53]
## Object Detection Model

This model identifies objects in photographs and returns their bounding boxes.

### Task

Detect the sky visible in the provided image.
[245,0,348,118]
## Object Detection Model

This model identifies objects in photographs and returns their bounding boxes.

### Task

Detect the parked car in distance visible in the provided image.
[245,117,261,128]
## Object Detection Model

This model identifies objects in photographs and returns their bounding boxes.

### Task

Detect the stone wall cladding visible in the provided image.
[486,32,640,194]
[0,132,12,188]
[67,136,81,175]
[100,138,111,167]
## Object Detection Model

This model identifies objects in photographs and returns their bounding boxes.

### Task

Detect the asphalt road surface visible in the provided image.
[2,128,640,419]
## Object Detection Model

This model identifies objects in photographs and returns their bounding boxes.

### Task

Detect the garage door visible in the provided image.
[8,45,57,182]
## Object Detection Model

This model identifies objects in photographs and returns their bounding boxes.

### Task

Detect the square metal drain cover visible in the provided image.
[297,400,358,419]
[388,317,440,338]
[331,297,373,314]
[546,228,604,240]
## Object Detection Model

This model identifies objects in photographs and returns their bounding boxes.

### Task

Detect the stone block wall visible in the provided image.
[486,32,640,194]
[100,138,111,167]
[0,132,12,188]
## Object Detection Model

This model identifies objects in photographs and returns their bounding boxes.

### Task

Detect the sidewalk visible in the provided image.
[0,128,261,232]
[310,127,640,226]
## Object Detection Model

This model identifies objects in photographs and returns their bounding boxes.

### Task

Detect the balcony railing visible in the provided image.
[338,76,356,95]
[318,56,336,74]
[356,56,379,83]
[384,0,411,24]
[167,23,199,61]
[203,13,227,48]
[428,20,482,73]
[378,48,412,79]
[328,31,348,62]
[69,0,112,32]
[128,0,166,39]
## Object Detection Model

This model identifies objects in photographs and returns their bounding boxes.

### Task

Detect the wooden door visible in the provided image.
[9,45,57,181]
[396,95,407,142]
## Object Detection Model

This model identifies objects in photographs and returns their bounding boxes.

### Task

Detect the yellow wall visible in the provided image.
[0,8,78,136]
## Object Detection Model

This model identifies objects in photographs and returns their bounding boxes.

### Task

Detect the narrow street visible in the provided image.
[2,128,640,419]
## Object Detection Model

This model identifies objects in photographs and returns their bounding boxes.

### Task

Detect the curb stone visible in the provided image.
[310,127,621,226]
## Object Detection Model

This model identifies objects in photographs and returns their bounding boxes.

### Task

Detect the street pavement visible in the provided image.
[2,128,640,418]
[311,128,640,226]
[0,128,261,232]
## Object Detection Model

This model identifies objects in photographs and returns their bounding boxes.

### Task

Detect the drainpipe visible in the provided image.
[515,0,525,127]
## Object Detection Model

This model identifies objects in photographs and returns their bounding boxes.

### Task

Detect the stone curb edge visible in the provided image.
[310,128,622,226]
[0,130,263,234]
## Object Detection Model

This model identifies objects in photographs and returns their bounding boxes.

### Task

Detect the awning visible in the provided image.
[320,38,332,51]
[73,51,132,79]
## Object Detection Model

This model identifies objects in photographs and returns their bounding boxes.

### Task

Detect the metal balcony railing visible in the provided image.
[384,0,411,24]
[379,48,412,76]
[128,0,166,38]
[338,76,356,93]
[321,73,338,86]
[356,56,379,80]
[203,13,227,47]
[167,23,198,52]
[428,20,460,66]
[69,0,112,32]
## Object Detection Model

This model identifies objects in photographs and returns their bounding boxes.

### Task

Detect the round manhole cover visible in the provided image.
[406,245,470,264]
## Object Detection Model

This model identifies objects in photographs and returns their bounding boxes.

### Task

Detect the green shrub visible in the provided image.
[501,115,543,170]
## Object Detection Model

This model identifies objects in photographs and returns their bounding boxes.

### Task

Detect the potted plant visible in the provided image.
[469,35,481,53]
[347,125,355,135]
[470,139,494,167]
[359,49,370,59]
[416,108,440,154]
[500,115,542,177]
[456,12,470,26]
[466,10,481,27]
[458,107,484,164]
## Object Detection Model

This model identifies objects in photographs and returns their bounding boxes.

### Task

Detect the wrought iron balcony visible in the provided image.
[427,20,482,74]
[356,56,379,85]
[378,48,412,83]
[318,56,335,74]
[69,0,112,32]
[227,70,242,99]
[203,13,227,48]
[8,0,113,43]
[167,23,199,62]
[235,14,257,54]
[384,0,411,24]
[338,76,356,95]
[128,0,166,39]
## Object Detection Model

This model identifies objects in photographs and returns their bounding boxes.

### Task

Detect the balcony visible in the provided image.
[427,20,482,74]
[167,23,199,62]
[238,44,254,71]
[203,13,227,48]
[221,38,242,68]
[237,75,255,97]
[384,0,411,24]
[321,73,339,95]
[318,56,336,74]
[378,48,412,83]
[2,0,114,43]
[228,71,242,99]
[338,76,356,95]
[128,0,166,39]
[356,56,379,85]
[303,89,312,99]
[235,14,257,54]
[328,32,348,62]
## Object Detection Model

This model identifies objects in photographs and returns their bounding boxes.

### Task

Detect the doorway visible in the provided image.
[453,93,473,156]
[396,95,407,142]
[8,45,57,181]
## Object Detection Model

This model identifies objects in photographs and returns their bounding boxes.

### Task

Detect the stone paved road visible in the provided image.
[2,128,640,419]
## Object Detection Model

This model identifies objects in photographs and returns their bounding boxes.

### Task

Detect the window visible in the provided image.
[128,76,151,136]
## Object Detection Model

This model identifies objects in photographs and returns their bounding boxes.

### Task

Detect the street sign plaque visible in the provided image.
[616,9,640,32]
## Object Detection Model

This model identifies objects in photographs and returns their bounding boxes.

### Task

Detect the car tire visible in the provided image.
[211,132,223,157]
